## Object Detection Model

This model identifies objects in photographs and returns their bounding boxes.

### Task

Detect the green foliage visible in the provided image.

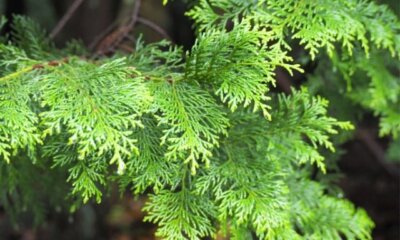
[144,189,216,240]
[188,0,399,57]
[188,0,400,138]
[0,16,6,31]
[185,21,301,119]
[118,116,180,194]
[0,155,69,224]
[40,57,152,174]
[287,179,373,240]
[1,0,398,238]
[387,138,400,162]
[332,49,400,137]
[10,15,55,59]
[150,80,229,173]
[267,88,354,172]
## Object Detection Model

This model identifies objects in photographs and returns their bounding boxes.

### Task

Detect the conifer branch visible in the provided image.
[0,58,70,83]
[1,1,398,238]
[0,66,32,83]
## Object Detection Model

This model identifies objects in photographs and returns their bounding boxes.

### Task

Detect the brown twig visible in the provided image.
[137,17,171,40]
[88,20,120,50]
[124,34,137,44]
[50,0,85,39]
[91,1,172,56]
[109,0,141,52]
[93,0,141,56]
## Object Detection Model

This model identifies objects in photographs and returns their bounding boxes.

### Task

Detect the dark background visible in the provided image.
[0,0,399,239]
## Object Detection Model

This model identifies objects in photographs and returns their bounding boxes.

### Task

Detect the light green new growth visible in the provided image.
[1,0,399,239]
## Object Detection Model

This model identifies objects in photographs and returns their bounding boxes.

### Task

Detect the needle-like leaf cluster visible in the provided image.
[1,0,398,238]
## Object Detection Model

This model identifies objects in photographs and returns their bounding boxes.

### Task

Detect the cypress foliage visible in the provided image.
[1,0,399,239]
